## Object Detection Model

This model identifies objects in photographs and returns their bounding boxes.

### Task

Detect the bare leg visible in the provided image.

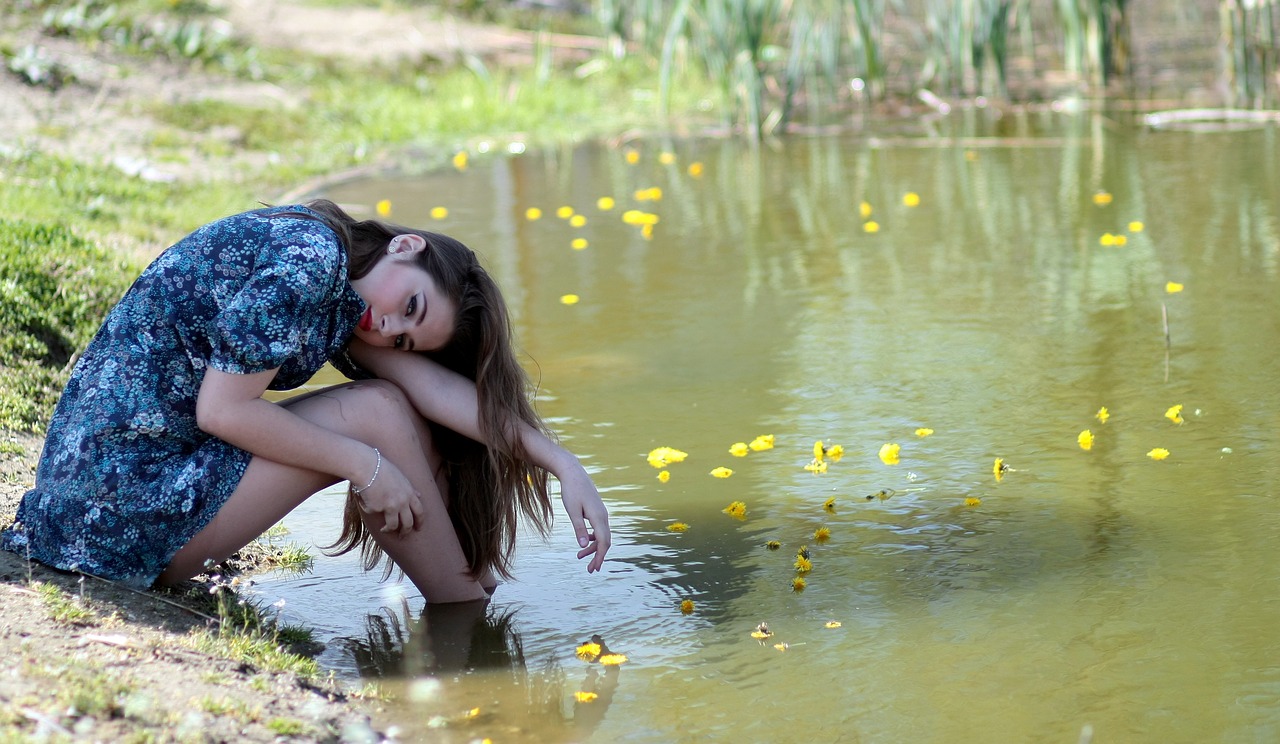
[157,380,488,603]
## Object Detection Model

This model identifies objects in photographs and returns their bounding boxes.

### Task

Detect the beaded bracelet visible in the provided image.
[353,447,381,496]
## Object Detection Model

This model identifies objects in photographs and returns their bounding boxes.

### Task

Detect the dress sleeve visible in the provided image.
[208,220,344,375]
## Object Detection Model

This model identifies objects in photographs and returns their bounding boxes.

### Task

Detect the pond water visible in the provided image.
[253,109,1280,742]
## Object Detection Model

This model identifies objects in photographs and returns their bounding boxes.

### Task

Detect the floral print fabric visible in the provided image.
[1,205,365,587]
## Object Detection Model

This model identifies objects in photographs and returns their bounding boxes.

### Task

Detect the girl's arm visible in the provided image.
[195,367,425,536]
[347,339,613,572]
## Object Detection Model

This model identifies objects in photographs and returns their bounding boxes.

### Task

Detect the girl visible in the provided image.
[1,200,611,603]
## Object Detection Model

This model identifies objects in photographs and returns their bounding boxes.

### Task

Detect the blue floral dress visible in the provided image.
[0,205,366,587]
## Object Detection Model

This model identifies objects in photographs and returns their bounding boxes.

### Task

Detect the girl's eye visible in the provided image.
[406,295,417,317]
[394,335,405,349]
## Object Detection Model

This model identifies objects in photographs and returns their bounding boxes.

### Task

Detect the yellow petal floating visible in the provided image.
[794,556,812,573]
[1078,429,1094,451]
[1129,221,1144,232]
[666,522,688,532]
[634,187,663,201]
[599,653,628,666]
[576,642,601,662]
[375,199,392,217]
[659,152,676,165]
[680,599,694,615]
[796,545,810,559]
[863,220,880,233]
[1114,235,1128,246]
[1148,448,1170,461]
[825,444,844,462]
[710,467,734,479]
[903,192,920,207]
[994,457,1008,481]
[575,691,598,703]
[1093,191,1113,206]
[774,642,790,652]
[751,622,773,639]
[748,434,775,451]
[803,460,828,474]
[729,442,750,457]
[1165,404,1184,425]
[814,527,831,543]
[792,577,806,592]
[430,206,448,220]
[687,162,704,177]
[597,196,615,211]
[1097,406,1110,424]
[964,497,982,507]
[825,621,842,629]
[560,294,580,305]
[1166,281,1184,294]
[556,206,575,219]
[647,447,688,468]
[657,470,670,483]
[765,540,781,551]
[860,201,873,218]
[570,214,587,227]
[823,497,836,514]
[452,151,468,170]
[624,149,640,164]
[878,443,901,465]
[812,440,825,463]
[722,501,746,519]
[916,428,934,437]
[1100,232,1116,246]
[571,238,588,250]
[525,207,542,220]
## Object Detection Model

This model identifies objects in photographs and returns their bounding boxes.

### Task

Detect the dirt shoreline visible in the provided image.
[0,2,547,740]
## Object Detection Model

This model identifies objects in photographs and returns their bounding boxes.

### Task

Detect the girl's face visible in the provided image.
[350,234,457,352]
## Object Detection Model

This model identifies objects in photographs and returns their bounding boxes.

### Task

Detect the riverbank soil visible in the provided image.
[1,1,546,740]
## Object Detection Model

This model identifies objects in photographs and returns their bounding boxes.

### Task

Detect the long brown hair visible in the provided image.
[301,198,554,581]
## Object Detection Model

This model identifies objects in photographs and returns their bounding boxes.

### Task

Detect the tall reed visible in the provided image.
[1220,0,1279,107]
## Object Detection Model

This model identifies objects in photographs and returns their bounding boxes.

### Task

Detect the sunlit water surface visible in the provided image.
[252,112,1280,742]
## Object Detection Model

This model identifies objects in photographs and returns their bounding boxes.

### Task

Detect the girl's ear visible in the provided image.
[387,233,427,255]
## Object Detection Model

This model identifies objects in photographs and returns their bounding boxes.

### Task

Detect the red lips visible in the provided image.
[358,306,373,332]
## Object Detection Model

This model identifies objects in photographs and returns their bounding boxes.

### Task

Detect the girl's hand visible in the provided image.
[352,455,425,537]
[558,468,612,572]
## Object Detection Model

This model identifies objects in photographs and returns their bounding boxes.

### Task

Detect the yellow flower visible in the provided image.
[722,501,746,519]
[711,467,734,479]
[812,440,825,463]
[1165,404,1184,425]
[1093,191,1113,205]
[667,522,689,532]
[560,294,580,305]
[597,196,615,211]
[964,497,982,507]
[635,187,663,201]
[751,622,772,639]
[525,207,542,220]
[903,192,920,207]
[624,149,640,164]
[1166,281,1184,294]
[680,599,695,615]
[748,434,775,451]
[599,653,628,666]
[570,214,587,227]
[994,457,1009,481]
[825,444,844,462]
[796,545,810,559]
[430,206,448,220]
[1078,429,1094,451]
[878,443,901,465]
[1147,448,1170,461]
[916,428,934,437]
[765,540,781,550]
[452,151,468,170]
[794,556,812,573]
[466,707,481,719]
[823,497,836,514]
[375,199,392,217]
[729,442,749,457]
[1114,235,1128,246]
[1129,221,1144,232]
[576,642,601,662]
[641,223,654,240]
[659,151,676,165]
[863,220,880,233]
[824,621,842,629]
[647,447,688,468]
[804,459,829,474]
[792,577,806,592]
[774,642,790,651]
[687,161,704,177]
[860,201,872,218]
[1097,406,1110,424]
[814,527,831,543]
[575,691,599,703]
[657,470,670,483]
[1100,232,1116,246]
[571,238,588,250]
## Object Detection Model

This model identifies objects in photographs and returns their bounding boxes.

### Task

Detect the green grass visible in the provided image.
[34,580,99,624]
